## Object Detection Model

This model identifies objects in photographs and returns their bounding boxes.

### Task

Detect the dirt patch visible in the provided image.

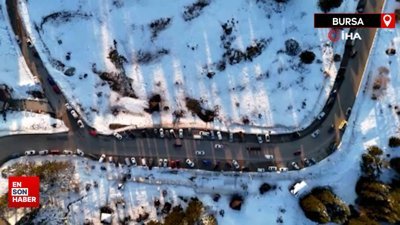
[185,97,216,122]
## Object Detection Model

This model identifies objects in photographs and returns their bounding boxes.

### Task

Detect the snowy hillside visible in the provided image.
[17,0,358,134]
[0,3,42,99]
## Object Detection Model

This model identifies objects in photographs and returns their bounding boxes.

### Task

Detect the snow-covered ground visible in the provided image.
[0,2,42,99]
[0,111,67,137]
[17,0,358,134]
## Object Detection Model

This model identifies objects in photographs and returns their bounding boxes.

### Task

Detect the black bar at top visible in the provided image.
[314,13,381,28]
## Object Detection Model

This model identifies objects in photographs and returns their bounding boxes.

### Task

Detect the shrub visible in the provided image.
[389,136,400,148]
[318,0,343,12]
[390,158,400,174]
[259,183,272,195]
[285,39,301,56]
[229,194,243,211]
[299,50,315,64]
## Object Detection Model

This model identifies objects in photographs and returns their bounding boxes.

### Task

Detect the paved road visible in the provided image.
[0,0,385,171]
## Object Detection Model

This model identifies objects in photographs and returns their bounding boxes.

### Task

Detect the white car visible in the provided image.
[210,130,215,140]
[70,110,79,119]
[38,149,49,155]
[141,157,147,166]
[108,156,113,163]
[229,132,234,142]
[257,168,265,172]
[169,129,175,138]
[265,133,271,142]
[159,128,164,138]
[279,167,288,172]
[99,154,106,163]
[26,37,33,48]
[77,120,84,128]
[15,35,21,44]
[232,160,240,169]
[268,166,277,171]
[158,158,163,167]
[291,162,300,170]
[76,149,84,156]
[217,131,222,140]
[257,135,263,144]
[317,111,326,120]
[63,149,73,155]
[25,150,36,156]
[178,129,183,138]
[125,157,131,166]
[65,103,72,111]
[163,159,168,167]
[131,157,137,166]
[214,144,223,149]
[186,159,195,168]
[199,131,210,137]
[311,129,320,138]
[264,154,274,160]
[195,151,205,156]
[113,132,122,140]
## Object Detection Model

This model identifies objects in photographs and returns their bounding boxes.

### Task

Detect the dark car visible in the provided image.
[52,85,61,94]
[47,77,56,85]
[293,150,301,156]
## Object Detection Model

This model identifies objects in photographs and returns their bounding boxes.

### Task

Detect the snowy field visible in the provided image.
[0,3,42,99]
[0,111,67,137]
[17,0,358,134]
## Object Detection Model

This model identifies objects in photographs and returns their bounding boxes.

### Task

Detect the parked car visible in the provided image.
[125,157,131,166]
[89,129,97,137]
[178,129,183,138]
[257,168,265,172]
[26,37,33,48]
[113,132,122,140]
[214,144,223,149]
[199,131,210,137]
[229,132,234,142]
[338,120,348,131]
[293,150,301,156]
[99,154,106,163]
[317,111,326,120]
[108,156,113,163]
[264,154,274,160]
[195,151,205,156]
[328,124,335,133]
[77,120,84,128]
[38,150,48,155]
[131,157,137,166]
[210,130,215,140]
[70,110,79,119]
[158,158,163,167]
[76,149,84,156]
[163,159,168,167]
[63,149,73,155]
[346,107,352,116]
[303,158,311,167]
[186,159,195,168]
[50,149,61,155]
[159,128,164,138]
[257,135,263,144]
[141,157,147,166]
[47,77,56,85]
[169,129,176,138]
[15,35,21,44]
[52,85,61,94]
[265,132,271,142]
[311,129,320,138]
[291,162,300,170]
[65,103,72,111]
[279,167,289,172]
[174,138,182,147]
[217,131,222,140]
[268,166,277,171]
[232,160,240,169]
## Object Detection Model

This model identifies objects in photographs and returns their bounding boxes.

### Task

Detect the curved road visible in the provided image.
[0,0,384,171]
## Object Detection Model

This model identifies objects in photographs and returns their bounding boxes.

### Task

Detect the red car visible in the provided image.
[52,85,61,94]
[89,129,97,137]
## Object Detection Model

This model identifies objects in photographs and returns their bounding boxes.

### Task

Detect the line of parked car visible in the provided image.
[65,103,85,129]
[24,148,84,156]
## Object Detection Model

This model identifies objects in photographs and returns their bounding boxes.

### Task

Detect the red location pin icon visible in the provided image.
[381,13,395,28]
